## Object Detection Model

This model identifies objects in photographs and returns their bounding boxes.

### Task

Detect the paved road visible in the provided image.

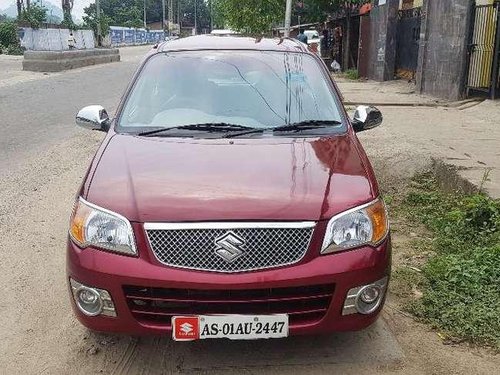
[0,47,146,178]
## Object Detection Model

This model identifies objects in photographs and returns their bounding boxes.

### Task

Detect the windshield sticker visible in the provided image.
[285,72,307,83]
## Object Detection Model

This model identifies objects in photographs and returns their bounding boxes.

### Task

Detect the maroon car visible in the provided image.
[68,36,390,341]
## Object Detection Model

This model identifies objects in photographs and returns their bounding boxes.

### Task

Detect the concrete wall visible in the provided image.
[416,0,472,100]
[367,0,399,81]
[109,26,165,47]
[19,28,95,51]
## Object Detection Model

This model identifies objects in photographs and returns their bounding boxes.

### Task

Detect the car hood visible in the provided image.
[85,134,376,222]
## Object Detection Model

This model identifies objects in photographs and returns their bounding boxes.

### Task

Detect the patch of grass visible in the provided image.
[391,267,426,300]
[399,172,500,349]
[344,69,359,80]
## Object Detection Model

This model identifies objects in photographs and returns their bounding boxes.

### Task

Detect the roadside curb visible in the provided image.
[22,48,121,72]
[431,158,481,196]
[344,98,482,108]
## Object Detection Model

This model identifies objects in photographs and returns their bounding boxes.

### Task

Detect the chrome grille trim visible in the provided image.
[145,222,316,273]
[144,222,316,230]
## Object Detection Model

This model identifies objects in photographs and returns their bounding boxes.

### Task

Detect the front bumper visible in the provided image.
[67,234,391,336]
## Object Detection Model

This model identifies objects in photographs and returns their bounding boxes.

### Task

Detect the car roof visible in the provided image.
[157,35,310,54]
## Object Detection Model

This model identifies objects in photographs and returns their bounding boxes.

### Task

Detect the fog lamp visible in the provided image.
[76,287,103,316]
[359,285,381,304]
[342,276,388,316]
[70,278,117,317]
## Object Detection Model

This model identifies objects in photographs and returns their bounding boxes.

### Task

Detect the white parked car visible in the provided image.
[304,29,321,55]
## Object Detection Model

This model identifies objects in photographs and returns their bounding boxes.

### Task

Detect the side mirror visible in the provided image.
[76,105,111,132]
[352,105,383,133]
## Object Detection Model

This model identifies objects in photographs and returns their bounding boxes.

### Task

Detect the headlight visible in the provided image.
[69,197,137,256]
[321,198,388,254]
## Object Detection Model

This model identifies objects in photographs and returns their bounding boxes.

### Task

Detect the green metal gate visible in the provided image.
[466,1,500,99]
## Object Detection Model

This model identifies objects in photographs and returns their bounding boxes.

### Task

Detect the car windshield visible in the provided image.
[118,50,344,135]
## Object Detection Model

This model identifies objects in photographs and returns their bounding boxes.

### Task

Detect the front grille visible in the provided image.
[124,284,335,328]
[145,223,315,273]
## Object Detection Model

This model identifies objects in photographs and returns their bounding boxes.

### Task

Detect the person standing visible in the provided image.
[297,29,308,44]
[68,31,76,49]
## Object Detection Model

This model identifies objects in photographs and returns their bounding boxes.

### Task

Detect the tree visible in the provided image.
[213,0,284,34]
[212,0,367,34]
[21,2,47,28]
[83,0,146,29]
[0,21,19,46]
[17,0,22,19]
[61,0,75,29]
[179,0,211,32]
[83,4,111,38]
[145,0,163,24]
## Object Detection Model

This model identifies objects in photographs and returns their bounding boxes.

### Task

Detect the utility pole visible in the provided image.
[284,0,292,37]
[168,0,173,35]
[143,0,146,28]
[96,0,102,46]
[194,0,197,35]
[178,0,181,30]
[209,0,213,31]
[162,0,166,31]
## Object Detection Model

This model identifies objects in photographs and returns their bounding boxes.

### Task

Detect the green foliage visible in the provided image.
[0,21,19,47]
[83,1,144,31]
[211,0,369,34]
[61,11,76,30]
[21,3,47,29]
[211,0,226,29]
[0,21,23,55]
[213,0,285,34]
[345,69,359,80]
[293,0,362,24]
[82,0,212,32]
[6,43,24,55]
[83,4,112,37]
[402,172,500,349]
[181,0,211,31]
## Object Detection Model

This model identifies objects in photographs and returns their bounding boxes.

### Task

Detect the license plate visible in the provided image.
[172,314,289,341]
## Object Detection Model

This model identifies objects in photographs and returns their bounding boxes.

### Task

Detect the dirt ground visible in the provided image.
[0,128,498,375]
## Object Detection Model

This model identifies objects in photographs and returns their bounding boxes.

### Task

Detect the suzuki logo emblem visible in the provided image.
[214,231,246,263]
[180,322,194,334]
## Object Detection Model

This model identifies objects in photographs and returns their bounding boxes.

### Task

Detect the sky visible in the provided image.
[0,0,92,20]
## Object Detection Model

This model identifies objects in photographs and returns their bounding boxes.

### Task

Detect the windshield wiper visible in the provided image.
[273,120,343,133]
[137,123,255,137]
[222,128,269,138]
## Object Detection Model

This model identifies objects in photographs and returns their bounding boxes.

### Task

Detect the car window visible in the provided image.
[118,50,344,133]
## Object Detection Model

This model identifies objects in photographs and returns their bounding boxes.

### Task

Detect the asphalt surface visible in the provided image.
[0,47,144,178]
